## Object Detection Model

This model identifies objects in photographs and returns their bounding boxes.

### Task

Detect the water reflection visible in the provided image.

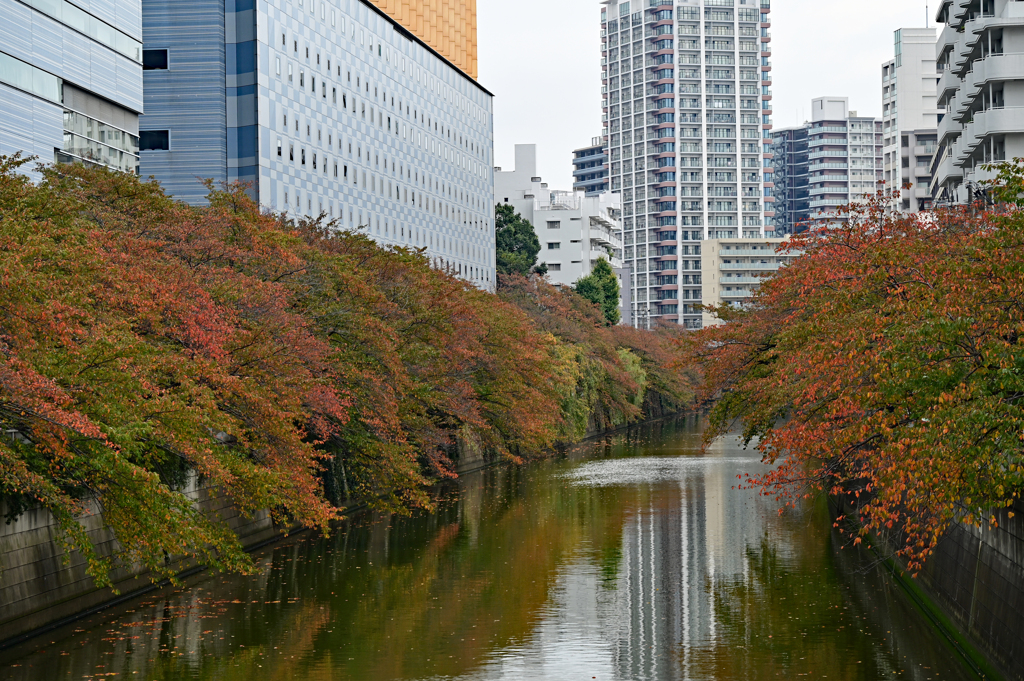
[1,416,975,680]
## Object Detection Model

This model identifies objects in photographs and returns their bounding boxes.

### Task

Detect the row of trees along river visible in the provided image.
[4,154,1024,679]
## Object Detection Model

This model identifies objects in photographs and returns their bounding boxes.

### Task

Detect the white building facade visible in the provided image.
[495,144,624,289]
[700,236,797,328]
[933,0,1024,205]
[600,0,775,330]
[881,28,940,213]
[806,97,883,221]
[140,0,495,289]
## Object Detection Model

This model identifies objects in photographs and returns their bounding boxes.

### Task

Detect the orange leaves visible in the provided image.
[680,170,1024,569]
[0,157,688,587]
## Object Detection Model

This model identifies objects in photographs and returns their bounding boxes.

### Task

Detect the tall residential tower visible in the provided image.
[881,28,939,213]
[933,0,1024,205]
[600,0,774,330]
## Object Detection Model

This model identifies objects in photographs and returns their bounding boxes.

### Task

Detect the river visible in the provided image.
[1,415,976,680]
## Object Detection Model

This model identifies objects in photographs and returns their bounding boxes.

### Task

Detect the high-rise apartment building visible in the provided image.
[770,125,809,233]
[140,0,495,288]
[806,97,883,221]
[881,28,939,212]
[932,0,1024,205]
[770,98,883,229]
[572,137,610,195]
[600,0,774,330]
[0,0,143,176]
[700,235,797,328]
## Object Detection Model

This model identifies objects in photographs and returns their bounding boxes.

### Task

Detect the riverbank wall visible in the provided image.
[0,403,686,649]
[832,495,1024,680]
[0,481,287,649]
[917,501,1024,680]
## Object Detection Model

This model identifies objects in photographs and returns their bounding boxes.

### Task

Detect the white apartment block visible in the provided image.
[806,97,883,221]
[600,0,775,330]
[881,28,940,213]
[495,144,625,288]
[933,0,1024,204]
[700,236,797,328]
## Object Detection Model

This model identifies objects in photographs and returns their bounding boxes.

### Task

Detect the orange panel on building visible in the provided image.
[368,0,477,80]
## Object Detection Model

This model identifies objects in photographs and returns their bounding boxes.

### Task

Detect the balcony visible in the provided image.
[808,150,849,160]
[808,137,848,148]
[809,186,849,196]
[720,276,768,284]
[720,262,782,271]
[721,290,753,299]
[972,106,1024,147]
[937,67,960,106]
[937,111,961,147]
[970,53,1024,103]
[719,248,782,256]
[807,162,849,172]
[808,199,848,209]
[932,153,963,188]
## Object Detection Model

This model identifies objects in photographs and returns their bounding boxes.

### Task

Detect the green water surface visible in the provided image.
[0,416,977,680]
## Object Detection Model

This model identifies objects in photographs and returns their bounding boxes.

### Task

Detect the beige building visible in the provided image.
[368,0,478,79]
[700,237,799,328]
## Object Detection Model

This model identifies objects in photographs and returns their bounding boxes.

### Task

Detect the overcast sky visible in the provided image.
[478,0,934,190]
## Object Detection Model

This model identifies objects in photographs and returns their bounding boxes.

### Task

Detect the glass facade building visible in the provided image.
[140,0,496,288]
[600,0,774,330]
[0,0,143,176]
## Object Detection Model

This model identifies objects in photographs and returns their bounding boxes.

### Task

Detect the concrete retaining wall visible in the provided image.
[0,478,284,646]
[918,501,1024,680]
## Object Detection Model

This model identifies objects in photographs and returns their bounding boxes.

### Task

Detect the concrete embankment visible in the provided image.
[0,480,284,648]
[0,403,687,650]
[833,496,1024,680]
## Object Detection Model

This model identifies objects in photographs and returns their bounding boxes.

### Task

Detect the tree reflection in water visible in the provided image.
[0,416,975,681]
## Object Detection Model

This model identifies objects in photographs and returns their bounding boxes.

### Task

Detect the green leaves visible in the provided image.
[573,258,621,326]
[494,204,541,276]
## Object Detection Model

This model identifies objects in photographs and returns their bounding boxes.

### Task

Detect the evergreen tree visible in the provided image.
[495,204,541,276]
[574,258,621,325]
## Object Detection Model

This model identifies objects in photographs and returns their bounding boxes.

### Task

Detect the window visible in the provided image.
[548,263,562,271]
[139,130,169,151]
[547,220,561,229]
[547,242,561,250]
[142,49,168,70]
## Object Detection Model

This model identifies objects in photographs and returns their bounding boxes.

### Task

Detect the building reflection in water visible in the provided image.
[565,437,771,681]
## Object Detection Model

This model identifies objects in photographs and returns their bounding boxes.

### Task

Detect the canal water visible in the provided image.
[1,416,976,680]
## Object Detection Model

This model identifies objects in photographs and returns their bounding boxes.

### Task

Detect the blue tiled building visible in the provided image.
[0,0,143,175]
[572,137,609,196]
[140,0,496,288]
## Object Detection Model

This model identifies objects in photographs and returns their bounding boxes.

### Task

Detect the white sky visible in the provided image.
[478,0,934,191]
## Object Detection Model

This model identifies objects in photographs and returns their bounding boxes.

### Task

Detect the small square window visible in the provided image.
[547,242,560,250]
[142,49,168,70]
[140,130,169,151]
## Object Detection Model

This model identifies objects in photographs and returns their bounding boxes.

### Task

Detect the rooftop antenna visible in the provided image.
[926,2,929,27]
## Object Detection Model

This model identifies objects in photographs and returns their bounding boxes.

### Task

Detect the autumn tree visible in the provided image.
[681,165,1024,574]
[0,156,688,588]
